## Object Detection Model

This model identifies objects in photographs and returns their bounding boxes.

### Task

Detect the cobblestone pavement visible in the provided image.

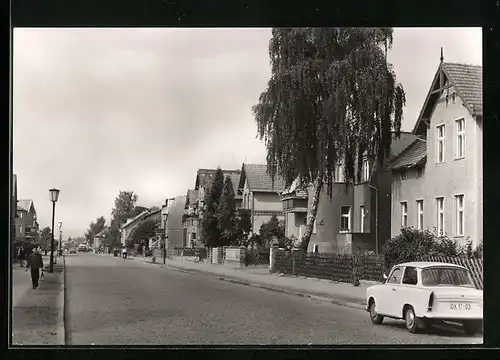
[64,253,482,345]
[12,259,64,346]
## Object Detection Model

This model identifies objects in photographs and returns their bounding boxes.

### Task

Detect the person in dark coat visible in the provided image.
[26,247,44,289]
[18,246,26,267]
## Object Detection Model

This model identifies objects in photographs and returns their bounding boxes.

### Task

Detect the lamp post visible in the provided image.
[162,213,168,264]
[58,221,63,256]
[48,188,60,273]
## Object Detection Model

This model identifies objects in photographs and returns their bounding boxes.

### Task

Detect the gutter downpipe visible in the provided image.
[368,184,379,254]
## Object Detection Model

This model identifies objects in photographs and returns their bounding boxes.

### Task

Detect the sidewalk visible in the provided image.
[12,257,65,346]
[141,256,370,310]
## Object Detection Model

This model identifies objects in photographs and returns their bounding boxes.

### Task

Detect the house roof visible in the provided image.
[413,61,482,134]
[143,209,161,222]
[94,228,108,238]
[121,210,150,229]
[227,173,242,199]
[194,168,240,191]
[387,132,419,161]
[386,138,427,171]
[280,178,308,199]
[238,164,286,192]
[17,199,34,212]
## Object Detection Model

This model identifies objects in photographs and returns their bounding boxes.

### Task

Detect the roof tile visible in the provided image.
[387,139,427,170]
[244,164,286,192]
[443,63,482,115]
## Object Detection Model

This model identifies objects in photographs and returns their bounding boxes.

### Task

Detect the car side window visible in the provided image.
[402,266,418,285]
[387,267,403,284]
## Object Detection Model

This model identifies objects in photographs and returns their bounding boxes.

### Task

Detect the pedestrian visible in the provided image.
[18,246,26,267]
[26,247,44,289]
[122,246,128,260]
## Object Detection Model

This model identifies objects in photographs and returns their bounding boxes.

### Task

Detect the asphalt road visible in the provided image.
[64,253,483,345]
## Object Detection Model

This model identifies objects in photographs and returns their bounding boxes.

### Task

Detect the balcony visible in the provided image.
[282,198,308,213]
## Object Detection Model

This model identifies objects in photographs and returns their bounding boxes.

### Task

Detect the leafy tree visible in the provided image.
[149,205,161,212]
[84,216,106,245]
[109,191,139,247]
[259,215,285,247]
[201,168,224,247]
[127,219,157,249]
[234,209,252,246]
[253,28,406,251]
[384,228,464,271]
[217,176,236,246]
[38,226,52,249]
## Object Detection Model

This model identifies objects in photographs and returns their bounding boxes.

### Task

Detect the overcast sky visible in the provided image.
[13,27,482,238]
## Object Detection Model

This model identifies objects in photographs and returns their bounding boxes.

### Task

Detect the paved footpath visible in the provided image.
[11,256,65,346]
[142,256,368,309]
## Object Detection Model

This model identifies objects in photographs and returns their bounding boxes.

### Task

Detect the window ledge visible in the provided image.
[338,230,350,234]
[454,156,465,161]
[436,161,445,165]
[454,235,465,239]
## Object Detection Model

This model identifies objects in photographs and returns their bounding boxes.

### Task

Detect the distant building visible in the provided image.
[16,199,39,244]
[93,228,108,251]
[238,163,286,234]
[120,210,151,246]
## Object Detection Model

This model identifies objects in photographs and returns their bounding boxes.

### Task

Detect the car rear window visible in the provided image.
[421,267,473,287]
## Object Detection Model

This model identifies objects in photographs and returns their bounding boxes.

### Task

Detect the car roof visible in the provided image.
[395,261,467,270]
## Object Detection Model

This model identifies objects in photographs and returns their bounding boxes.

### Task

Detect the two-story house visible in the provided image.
[183,189,203,248]
[16,199,39,244]
[388,59,482,247]
[238,163,286,234]
[302,132,417,254]
[120,210,151,246]
[193,168,241,243]
[280,178,308,241]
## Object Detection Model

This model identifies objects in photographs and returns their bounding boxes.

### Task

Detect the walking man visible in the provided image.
[122,246,128,260]
[26,247,44,289]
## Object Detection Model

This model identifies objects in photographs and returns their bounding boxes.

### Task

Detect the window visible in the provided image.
[340,206,351,232]
[416,167,424,178]
[436,197,445,236]
[456,118,465,158]
[387,267,403,284]
[313,244,319,253]
[19,225,24,234]
[455,194,465,236]
[360,205,365,232]
[312,218,317,234]
[362,158,370,182]
[400,170,407,180]
[437,125,445,163]
[335,163,345,183]
[18,212,24,219]
[401,202,408,228]
[403,267,418,285]
[192,232,197,240]
[416,200,424,230]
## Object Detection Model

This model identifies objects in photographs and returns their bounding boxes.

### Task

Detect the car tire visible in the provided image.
[404,306,419,333]
[369,299,384,325]
[463,320,482,335]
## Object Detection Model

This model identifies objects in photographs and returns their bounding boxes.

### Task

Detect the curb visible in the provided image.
[144,261,366,311]
[57,255,66,345]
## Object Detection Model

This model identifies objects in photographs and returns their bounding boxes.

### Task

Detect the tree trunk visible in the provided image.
[300,176,324,251]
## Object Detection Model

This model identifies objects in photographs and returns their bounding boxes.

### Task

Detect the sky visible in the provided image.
[12,27,482,238]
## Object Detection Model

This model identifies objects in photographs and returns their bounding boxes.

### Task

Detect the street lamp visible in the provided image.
[58,221,63,256]
[48,188,60,273]
[162,213,168,264]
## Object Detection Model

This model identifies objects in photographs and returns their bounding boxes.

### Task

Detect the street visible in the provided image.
[65,253,482,345]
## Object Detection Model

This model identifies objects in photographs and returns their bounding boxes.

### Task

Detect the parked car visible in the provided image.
[70,249,77,254]
[366,262,483,335]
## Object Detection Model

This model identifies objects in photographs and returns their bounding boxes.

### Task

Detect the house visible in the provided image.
[165,196,188,248]
[238,163,286,234]
[142,209,162,247]
[193,168,241,244]
[182,189,203,248]
[120,210,151,245]
[388,57,482,247]
[16,199,39,244]
[304,132,417,254]
[280,178,308,241]
[93,228,108,251]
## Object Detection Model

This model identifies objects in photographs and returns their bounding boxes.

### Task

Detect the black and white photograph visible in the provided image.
[11,27,483,346]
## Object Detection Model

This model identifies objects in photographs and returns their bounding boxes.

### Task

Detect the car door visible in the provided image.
[398,266,419,316]
[380,266,404,317]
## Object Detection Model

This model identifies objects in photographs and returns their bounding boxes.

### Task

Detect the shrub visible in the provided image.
[384,227,462,271]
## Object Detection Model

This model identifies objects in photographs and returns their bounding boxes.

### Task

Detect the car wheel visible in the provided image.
[369,299,384,325]
[463,320,482,335]
[404,306,419,333]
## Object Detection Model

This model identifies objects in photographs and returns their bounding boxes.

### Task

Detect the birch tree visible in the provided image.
[253,28,405,251]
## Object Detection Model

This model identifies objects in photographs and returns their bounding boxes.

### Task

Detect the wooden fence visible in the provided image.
[416,256,483,290]
[274,251,386,284]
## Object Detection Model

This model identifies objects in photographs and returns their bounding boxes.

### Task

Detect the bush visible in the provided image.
[384,227,463,271]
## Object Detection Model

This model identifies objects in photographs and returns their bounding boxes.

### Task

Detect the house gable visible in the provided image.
[413,57,482,136]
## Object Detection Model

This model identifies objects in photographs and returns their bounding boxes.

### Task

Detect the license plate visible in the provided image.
[450,303,471,310]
